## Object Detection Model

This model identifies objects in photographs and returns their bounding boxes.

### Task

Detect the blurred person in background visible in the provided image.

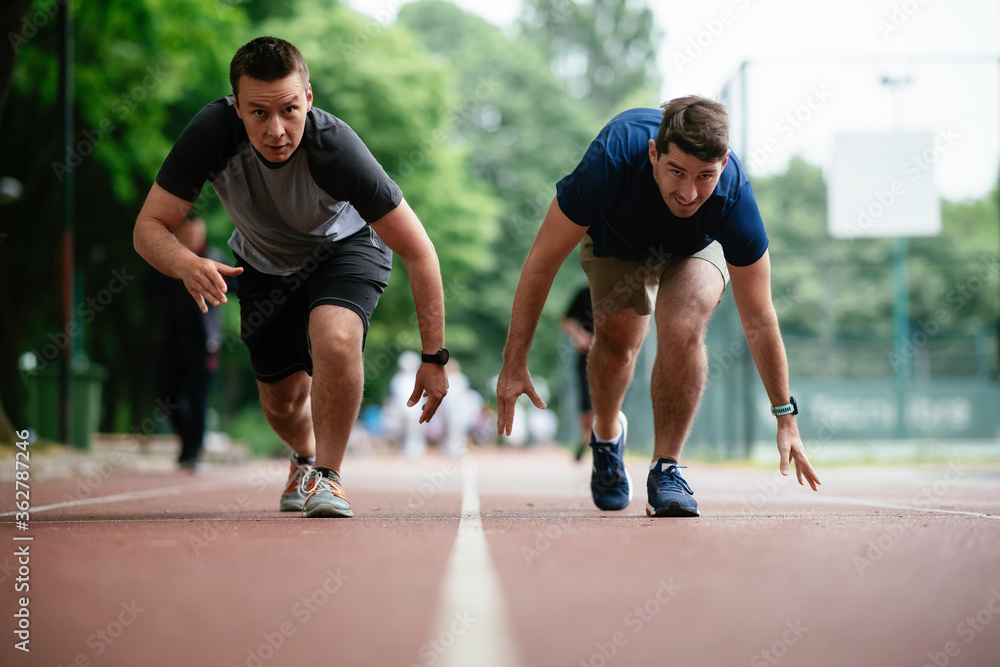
[133,37,448,518]
[560,284,595,461]
[144,213,224,471]
[497,96,820,517]
[440,358,471,459]
[386,351,428,460]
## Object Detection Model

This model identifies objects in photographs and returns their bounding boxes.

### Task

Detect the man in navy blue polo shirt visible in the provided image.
[497,96,820,516]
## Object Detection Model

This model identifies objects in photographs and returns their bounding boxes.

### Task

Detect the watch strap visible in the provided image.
[421,347,449,365]
[770,396,798,416]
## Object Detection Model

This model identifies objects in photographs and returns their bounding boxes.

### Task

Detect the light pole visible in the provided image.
[57,0,75,446]
[880,74,914,439]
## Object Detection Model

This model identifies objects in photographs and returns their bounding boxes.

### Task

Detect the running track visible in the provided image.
[2,449,999,667]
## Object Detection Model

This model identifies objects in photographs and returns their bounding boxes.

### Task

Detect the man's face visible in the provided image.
[648,141,729,218]
[234,73,312,163]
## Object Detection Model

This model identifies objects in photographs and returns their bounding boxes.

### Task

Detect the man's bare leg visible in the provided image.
[257,371,315,458]
[650,259,725,463]
[308,304,365,476]
[575,409,594,459]
[587,309,649,440]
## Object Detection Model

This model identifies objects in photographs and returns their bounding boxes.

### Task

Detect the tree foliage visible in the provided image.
[753,157,999,378]
[397,0,606,395]
[519,0,662,117]
[1,0,994,447]
[1,0,247,433]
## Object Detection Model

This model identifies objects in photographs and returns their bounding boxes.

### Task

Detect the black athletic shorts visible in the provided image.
[234,226,392,383]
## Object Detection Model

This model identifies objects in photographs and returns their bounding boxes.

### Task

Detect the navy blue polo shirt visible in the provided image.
[556,108,768,266]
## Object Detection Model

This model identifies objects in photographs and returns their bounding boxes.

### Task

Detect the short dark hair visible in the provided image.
[229,36,309,100]
[655,96,729,163]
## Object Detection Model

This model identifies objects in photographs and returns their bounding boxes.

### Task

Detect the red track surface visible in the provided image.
[2,448,999,667]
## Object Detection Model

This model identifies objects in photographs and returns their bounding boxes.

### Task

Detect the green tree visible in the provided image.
[1,0,247,435]
[519,0,662,117]
[397,0,602,396]
[751,157,999,379]
[0,0,33,444]
[0,0,33,117]
[2,0,502,438]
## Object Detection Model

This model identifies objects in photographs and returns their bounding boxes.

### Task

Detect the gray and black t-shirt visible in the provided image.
[156,96,402,275]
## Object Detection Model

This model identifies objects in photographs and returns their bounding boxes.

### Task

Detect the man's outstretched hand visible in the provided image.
[180,256,243,313]
[496,363,547,436]
[408,363,449,424]
[777,421,821,491]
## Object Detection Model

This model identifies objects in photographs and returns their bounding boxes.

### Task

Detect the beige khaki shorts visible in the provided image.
[579,235,730,317]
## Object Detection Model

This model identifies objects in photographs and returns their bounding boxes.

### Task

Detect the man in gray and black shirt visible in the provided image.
[134,36,448,518]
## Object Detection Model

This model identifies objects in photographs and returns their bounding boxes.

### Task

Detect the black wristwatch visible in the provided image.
[770,396,798,417]
[421,347,450,365]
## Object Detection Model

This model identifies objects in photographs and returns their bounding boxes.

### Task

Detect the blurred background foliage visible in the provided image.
[0,0,996,451]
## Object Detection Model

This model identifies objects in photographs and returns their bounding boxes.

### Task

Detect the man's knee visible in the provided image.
[657,313,710,348]
[311,326,363,365]
[656,278,721,345]
[309,307,364,364]
[592,333,641,370]
[259,376,310,421]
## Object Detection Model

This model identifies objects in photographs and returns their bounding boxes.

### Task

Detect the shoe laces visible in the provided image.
[591,444,625,483]
[286,460,313,494]
[652,463,693,495]
[302,469,342,496]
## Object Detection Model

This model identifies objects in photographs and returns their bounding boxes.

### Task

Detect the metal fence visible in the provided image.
[558,292,999,458]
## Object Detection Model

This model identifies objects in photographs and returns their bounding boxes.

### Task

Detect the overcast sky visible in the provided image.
[346,0,1000,200]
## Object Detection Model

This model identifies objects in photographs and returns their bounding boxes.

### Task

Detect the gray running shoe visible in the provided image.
[279,457,313,512]
[303,470,354,518]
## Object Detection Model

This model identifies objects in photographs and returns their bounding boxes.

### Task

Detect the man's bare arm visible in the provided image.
[497,197,588,434]
[728,250,821,490]
[369,198,448,423]
[134,183,195,274]
[133,183,242,313]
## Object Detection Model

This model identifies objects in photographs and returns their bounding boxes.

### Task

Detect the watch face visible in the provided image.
[438,348,450,364]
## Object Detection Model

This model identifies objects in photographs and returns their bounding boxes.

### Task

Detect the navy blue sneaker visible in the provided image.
[590,412,632,511]
[646,459,699,517]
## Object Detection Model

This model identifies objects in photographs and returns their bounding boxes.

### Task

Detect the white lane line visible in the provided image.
[424,458,520,667]
[808,494,1000,519]
[0,479,243,518]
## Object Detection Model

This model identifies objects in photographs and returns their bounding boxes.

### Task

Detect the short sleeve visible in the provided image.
[155,99,235,203]
[307,116,403,224]
[555,140,625,227]
[713,181,769,267]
